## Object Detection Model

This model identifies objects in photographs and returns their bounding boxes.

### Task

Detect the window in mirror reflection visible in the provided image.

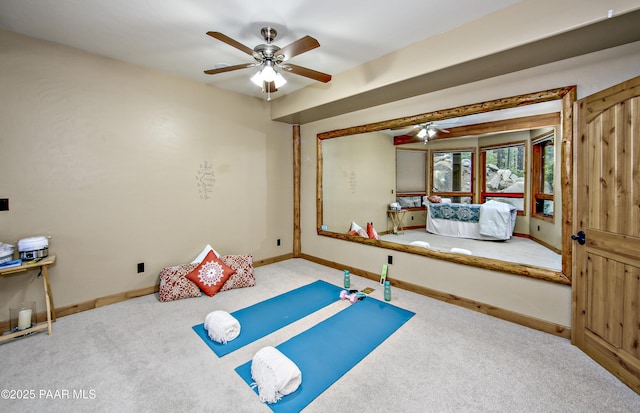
[481,142,526,212]
[532,131,555,220]
[396,149,427,209]
[431,149,474,203]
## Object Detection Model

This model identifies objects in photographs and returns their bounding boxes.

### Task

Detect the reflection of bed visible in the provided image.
[426,201,517,241]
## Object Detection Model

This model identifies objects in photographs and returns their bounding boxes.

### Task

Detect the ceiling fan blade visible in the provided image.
[391,125,421,136]
[206,31,254,56]
[275,35,320,61]
[393,135,423,145]
[282,64,332,83]
[204,63,254,75]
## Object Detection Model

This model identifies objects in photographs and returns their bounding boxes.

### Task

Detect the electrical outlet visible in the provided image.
[277,239,281,246]
[137,262,145,273]
[387,255,393,265]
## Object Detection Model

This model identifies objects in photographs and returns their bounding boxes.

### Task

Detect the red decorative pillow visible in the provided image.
[347,230,358,236]
[367,222,380,240]
[220,255,256,291]
[158,263,202,302]
[185,250,235,297]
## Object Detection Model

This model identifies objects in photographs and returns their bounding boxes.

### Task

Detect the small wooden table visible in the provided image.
[387,209,407,234]
[0,255,56,342]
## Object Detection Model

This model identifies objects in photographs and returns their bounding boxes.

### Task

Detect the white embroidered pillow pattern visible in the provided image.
[220,255,256,291]
[158,263,202,302]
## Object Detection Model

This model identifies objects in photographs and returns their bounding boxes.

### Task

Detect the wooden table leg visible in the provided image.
[388,210,401,234]
[41,265,56,322]
[41,266,53,334]
[397,210,406,234]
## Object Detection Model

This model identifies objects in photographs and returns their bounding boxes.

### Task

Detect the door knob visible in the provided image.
[571,230,586,245]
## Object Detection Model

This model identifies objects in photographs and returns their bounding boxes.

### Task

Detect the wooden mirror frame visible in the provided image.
[316,86,576,285]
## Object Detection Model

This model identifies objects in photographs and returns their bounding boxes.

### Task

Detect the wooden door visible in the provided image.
[573,75,640,393]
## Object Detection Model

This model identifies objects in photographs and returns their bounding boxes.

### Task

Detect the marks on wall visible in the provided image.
[196,161,215,200]
[349,169,358,194]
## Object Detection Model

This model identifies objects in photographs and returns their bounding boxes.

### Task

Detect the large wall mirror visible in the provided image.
[317,87,576,285]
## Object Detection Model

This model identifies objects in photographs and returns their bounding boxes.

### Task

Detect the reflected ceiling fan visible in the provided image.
[398,122,451,143]
[204,27,332,99]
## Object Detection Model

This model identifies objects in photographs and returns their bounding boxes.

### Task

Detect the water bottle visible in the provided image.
[384,281,391,301]
[343,270,350,289]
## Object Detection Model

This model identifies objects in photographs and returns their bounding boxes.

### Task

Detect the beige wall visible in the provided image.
[301,41,640,328]
[0,30,292,317]
[322,132,395,233]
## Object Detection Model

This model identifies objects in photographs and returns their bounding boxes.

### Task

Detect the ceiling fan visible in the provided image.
[204,27,332,99]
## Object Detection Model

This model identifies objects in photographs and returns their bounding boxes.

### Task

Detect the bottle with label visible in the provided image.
[343,270,350,289]
[384,281,391,301]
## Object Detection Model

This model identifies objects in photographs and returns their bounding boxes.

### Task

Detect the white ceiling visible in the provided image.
[0,0,523,100]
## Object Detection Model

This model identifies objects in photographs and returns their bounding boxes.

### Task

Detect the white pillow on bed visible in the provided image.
[191,244,221,263]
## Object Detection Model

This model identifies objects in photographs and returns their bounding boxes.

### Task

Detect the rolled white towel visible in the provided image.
[251,346,302,404]
[204,310,240,344]
[410,241,431,249]
[451,247,472,255]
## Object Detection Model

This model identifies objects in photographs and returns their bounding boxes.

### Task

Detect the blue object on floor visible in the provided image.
[193,280,343,357]
[235,297,415,413]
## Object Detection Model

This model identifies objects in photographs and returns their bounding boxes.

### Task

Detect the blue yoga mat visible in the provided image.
[193,280,343,357]
[235,297,415,413]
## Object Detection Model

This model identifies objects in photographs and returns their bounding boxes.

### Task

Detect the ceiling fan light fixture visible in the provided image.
[417,128,427,138]
[250,70,263,87]
[273,72,287,88]
[250,61,287,90]
[261,61,276,82]
[427,127,437,138]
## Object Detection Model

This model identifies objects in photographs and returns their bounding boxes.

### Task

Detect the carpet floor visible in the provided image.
[0,259,637,412]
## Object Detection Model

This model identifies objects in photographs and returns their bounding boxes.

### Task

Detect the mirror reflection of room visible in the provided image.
[322,105,562,272]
